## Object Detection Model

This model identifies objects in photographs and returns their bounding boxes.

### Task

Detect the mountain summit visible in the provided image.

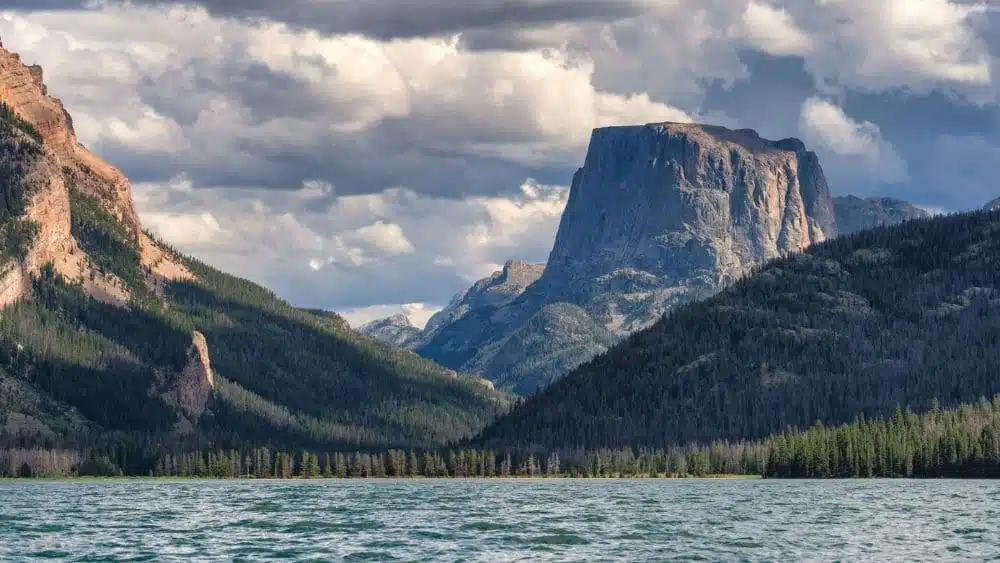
[534,122,836,333]
[415,122,840,394]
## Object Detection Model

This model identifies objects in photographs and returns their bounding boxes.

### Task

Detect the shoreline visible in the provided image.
[0,474,763,482]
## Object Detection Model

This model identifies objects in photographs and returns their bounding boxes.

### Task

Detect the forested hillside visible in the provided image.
[477,209,1000,450]
[0,66,510,462]
[0,232,511,451]
[9,395,1000,479]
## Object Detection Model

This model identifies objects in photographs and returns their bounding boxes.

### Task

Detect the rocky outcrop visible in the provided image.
[0,39,190,309]
[363,259,546,350]
[418,123,839,395]
[538,122,835,332]
[423,260,545,337]
[0,45,141,239]
[164,331,215,432]
[834,196,930,235]
[360,314,423,349]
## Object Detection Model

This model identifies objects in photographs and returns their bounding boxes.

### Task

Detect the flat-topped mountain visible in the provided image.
[410,123,840,395]
[535,122,836,333]
[363,124,933,397]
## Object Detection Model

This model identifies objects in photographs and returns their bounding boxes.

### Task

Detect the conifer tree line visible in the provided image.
[7,397,1000,478]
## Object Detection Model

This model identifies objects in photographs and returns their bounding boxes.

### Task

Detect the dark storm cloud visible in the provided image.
[0,0,83,7]
[18,0,646,40]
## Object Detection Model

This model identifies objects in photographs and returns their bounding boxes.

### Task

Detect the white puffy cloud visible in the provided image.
[0,5,692,195]
[2,0,997,317]
[787,0,993,101]
[133,177,568,310]
[733,2,811,57]
[799,97,909,185]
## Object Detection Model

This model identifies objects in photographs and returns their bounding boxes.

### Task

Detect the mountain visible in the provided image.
[417,123,838,395]
[421,259,545,342]
[0,41,510,460]
[985,197,1000,211]
[833,195,930,235]
[359,314,423,348]
[360,261,545,353]
[476,207,1000,450]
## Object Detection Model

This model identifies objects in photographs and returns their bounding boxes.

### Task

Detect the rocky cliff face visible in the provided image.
[834,195,930,235]
[422,260,545,336]
[365,260,545,352]
[0,44,140,238]
[538,123,836,333]
[0,40,189,308]
[162,331,215,432]
[417,123,839,395]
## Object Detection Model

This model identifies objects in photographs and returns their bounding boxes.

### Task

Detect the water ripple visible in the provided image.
[1,479,999,561]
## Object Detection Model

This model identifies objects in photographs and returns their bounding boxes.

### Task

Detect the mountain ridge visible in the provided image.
[390,123,848,394]
[476,206,1000,449]
[0,39,511,458]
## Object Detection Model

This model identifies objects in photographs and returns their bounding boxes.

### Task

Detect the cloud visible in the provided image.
[733,2,810,57]
[133,177,568,311]
[787,0,994,102]
[0,5,689,198]
[114,0,650,40]
[799,97,909,186]
[3,1,999,318]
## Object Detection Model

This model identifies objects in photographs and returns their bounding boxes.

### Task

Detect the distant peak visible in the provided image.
[361,313,413,330]
[502,259,528,274]
[386,313,413,326]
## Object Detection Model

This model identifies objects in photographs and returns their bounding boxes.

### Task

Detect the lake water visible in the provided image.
[2,479,998,561]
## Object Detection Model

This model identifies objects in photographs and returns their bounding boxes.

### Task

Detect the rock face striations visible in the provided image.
[409,123,841,395]
[834,195,930,235]
[0,41,189,309]
[0,46,140,239]
[535,123,836,334]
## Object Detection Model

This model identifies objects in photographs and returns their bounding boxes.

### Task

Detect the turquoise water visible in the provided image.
[2,479,999,561]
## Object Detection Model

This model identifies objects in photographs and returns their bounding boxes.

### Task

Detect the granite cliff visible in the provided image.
[534,123,836,334]
[362,125,935,396]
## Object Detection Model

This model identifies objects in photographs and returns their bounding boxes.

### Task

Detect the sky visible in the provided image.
[1,0,999,327]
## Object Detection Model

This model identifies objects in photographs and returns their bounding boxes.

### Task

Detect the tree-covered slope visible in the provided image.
[0,233,510,452]
[477,209,1000,450]
[0,65,510,457]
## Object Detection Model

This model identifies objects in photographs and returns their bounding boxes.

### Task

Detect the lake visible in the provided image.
[2,479,998,561]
